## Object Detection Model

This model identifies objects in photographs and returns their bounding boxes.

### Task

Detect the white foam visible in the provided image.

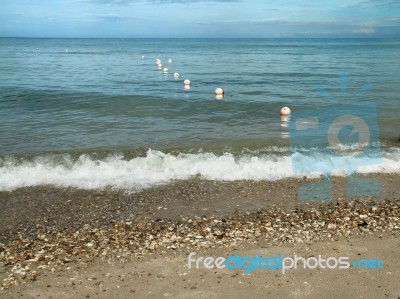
[0,148,399,192]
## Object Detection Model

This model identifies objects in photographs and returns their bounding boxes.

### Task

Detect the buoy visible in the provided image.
[184,85,191,90]
[173,72,180,78]
[157,64,163,69]
[280,107,291,116]
[215,87,224,95]
[215,95,223,100]
[163,67,169,73]
[168,58,172,63]
[65,49,68,53]
[184,79,191,85]
[141,55,144,59]
[156,58,161,63]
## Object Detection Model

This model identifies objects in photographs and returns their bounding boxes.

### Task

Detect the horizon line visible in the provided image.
[1,36,399,39]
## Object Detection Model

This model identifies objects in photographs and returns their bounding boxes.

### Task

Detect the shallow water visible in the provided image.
[0,38,399,191]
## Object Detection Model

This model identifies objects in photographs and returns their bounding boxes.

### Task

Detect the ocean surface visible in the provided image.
[0,38,399,191]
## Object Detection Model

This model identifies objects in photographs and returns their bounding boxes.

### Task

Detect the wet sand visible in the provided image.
[0,173,399,298]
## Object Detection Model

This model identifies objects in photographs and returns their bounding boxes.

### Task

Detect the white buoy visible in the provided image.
[157,64,163,69]
[280,107,291,116]
[65,48,68,53]
[184,79,191,86]
[141,55,144,59]
[168,58,172,63]
[173,72,180,78]
[215,94,223,100]
[184,85,191,90]
[215,87,224,95]
[163,67,169,73]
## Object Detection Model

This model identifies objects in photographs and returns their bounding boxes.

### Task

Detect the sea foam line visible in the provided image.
[0,149,399,192]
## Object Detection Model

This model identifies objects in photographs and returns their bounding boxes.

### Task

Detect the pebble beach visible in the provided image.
[1,173,399,297]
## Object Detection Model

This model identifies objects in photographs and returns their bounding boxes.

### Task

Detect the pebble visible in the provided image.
[1,199,399,289]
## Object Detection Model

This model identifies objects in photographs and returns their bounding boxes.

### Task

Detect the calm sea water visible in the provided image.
[0,38,399,191]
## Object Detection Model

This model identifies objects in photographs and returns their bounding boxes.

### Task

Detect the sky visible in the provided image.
[0,0,399,38]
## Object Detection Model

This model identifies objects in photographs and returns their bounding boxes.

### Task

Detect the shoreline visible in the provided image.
[0,173,399,237]
[0,173,399,296]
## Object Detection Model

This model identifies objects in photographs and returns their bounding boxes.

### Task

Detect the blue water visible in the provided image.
[0,38,399,191]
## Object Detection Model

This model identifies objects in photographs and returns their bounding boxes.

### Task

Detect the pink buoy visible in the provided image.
[215,87,224,95]
[280,107,291,116]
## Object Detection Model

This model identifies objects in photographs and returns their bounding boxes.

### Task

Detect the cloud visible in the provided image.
[89,14,130,21]
[262,8,279,11]
[343,0,400,8]
[48,13,131,22]
[195,18,400,37]
[352,27,375,34]
[80,0,239,5]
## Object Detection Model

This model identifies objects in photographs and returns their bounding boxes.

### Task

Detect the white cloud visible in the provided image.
[352,27,375,34]
[342,0,400,8]
[47,13,131,22]
[80,0,239,4]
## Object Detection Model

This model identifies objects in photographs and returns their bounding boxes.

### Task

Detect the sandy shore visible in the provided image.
[1,234,400,299]
[0,173,399,298]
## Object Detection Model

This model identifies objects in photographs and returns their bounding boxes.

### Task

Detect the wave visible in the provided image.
[0,148,399,192]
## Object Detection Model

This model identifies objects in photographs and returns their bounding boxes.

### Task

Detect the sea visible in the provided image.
[0,38,399,192]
